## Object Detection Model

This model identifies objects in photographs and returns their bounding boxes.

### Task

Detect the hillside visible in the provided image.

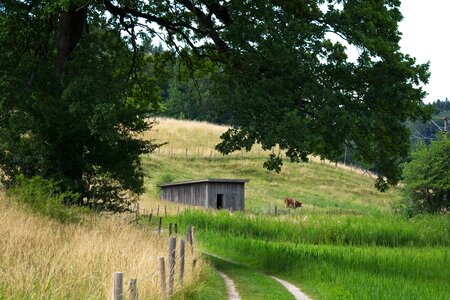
[140,118,401,214]
[2,119,446,300]
[140,118,449,300]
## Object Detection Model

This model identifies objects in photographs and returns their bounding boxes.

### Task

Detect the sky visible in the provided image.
[399,1,449,103]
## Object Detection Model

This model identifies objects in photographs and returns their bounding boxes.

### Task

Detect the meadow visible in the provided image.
[142,118,400,213]
[178,210,449,299]
[0,190,222,300]
[1,117,448,299]
[140,118,450,300]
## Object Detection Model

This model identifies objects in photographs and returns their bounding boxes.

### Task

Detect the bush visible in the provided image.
[9,175,87,222]
[156,173,176,196]
[402,134,450,214]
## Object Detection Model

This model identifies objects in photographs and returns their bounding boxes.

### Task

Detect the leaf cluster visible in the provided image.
[212,0,431,191]
[0,6,162,211]
[401,134,450,214]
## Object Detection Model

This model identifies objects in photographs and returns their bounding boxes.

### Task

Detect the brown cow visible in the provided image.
[284,198,303,209]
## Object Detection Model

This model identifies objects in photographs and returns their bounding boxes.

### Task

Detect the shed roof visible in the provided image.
[157,178,249,188]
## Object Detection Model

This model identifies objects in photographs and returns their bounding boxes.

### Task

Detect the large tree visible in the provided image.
[0,1,431,200]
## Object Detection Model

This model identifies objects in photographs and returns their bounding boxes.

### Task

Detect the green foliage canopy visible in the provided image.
[0,0,433,200]
[402,134,450,214]
[213,1,432,191]
[0,2,162,210]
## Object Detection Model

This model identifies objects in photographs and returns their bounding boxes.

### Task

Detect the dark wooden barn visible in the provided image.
[158,178,249,211]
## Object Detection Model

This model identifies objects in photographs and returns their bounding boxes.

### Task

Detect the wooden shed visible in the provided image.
[158,178,249,211]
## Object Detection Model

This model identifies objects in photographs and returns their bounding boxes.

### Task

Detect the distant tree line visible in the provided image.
[157,61,234,125]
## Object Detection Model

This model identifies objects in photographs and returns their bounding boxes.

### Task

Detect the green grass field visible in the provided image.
[206,254,295,300]
[178,210,449,299]
[139,118,450,300]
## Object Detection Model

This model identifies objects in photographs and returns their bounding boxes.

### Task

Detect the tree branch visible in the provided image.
[175,0,229,53]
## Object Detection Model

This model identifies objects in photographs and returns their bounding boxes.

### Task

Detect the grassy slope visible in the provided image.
[141,118,400,214]
[140,118,449,300]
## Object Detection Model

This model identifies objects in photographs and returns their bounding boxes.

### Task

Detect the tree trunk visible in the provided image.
[55,6,88,79]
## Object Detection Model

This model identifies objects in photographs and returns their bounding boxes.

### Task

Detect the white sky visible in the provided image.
[399,1,449,103]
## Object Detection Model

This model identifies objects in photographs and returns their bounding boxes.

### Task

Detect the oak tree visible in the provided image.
[0,0,432,207]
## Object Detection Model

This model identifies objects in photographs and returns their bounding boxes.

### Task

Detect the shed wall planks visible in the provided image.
[159,179,247,211]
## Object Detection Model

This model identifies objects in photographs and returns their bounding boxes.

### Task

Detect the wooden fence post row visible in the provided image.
[112,274,139,300]
[113,229,197,299]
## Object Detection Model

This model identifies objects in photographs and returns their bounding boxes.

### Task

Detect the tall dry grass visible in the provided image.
[144,117,374,176]
[0,192,205,299]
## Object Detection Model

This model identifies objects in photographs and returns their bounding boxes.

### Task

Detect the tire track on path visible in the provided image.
[270,276,312,300]
[217,271,241,300]
[206,252,311,300]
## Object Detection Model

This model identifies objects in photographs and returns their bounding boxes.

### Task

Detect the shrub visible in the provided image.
[9,175,87,222]
[402,134,450,214]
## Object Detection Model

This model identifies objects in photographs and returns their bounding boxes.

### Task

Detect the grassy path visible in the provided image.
[217,271,241,300]
[270,276,311,300]
[205,254,297,300]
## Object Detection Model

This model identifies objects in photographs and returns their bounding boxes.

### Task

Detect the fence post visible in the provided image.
[165,205,167,217]
[129,279,138,300]
[158,217,162,234]
[157,205,160,217]
[135,202,140,222]
[168,237,177,296]
[158,257,166,298]
[148,213,153,225]
[186,225,195,253]
[275,205,277,216]
[112,272,123,300]
[169,223,173,235]
[179,239,185,287]
[186,225,192,245]
[174,223,178,234]
[191,226,195,247]
[192,257,197,270]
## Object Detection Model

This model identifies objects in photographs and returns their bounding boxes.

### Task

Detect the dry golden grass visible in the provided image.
[144,117,375,177]
[139,193,205,216]
[144,118,273,158]
[0,192,205,299]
